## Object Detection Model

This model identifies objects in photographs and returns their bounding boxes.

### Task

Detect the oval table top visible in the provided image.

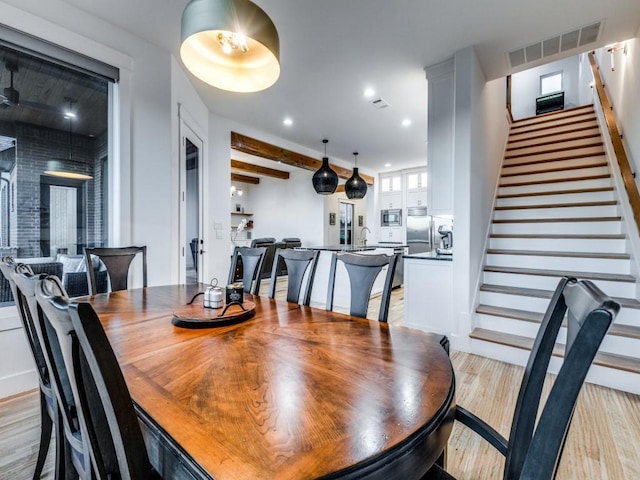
[86,284,455,480]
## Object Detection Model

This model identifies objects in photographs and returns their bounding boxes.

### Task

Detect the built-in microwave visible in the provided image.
[381,209,402,226]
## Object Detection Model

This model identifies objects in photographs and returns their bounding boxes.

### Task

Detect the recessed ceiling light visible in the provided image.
[283,117,293,126]
[363,87,375,98]
[384,163,391,168]
[401,118,412,127]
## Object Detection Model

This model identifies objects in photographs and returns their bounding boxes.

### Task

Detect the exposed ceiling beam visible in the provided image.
[231,159,290,180]
[335,185,345,193]
[231,173,260,185]
[231,132,374,185]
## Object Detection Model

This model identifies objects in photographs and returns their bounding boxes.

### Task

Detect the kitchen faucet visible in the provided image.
[360,227,371,247]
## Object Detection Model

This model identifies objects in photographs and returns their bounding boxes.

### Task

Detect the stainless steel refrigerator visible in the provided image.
[406,207,431,254]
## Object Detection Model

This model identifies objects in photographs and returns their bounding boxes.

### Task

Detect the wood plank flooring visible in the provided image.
[1,284,639,479]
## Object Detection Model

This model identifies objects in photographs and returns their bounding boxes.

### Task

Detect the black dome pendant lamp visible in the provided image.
[345,151,367,199]
[312,139,339,195]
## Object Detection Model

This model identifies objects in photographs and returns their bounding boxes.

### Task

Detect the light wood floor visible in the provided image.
[2,284,639,479]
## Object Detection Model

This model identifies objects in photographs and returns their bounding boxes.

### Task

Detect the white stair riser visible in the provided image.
[513,108,594,125]
[482,271,636,297]
[501,166,610,185]
[511,113,596,132]
[504,148,605,168]
[509,120,600,142]
[506,136,602,156]
[498,177,612,196]
[508,127,602,149]
[503,156,606,175]
[468,337,640,394]
[496,190,614,207]
[491,221,622,235]
[479,291,554,312]
[485,254,631,274]
[488,237,626,253]
[494,205,618,220]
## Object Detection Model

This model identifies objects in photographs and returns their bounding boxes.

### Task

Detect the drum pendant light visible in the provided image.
[344,152,367,199]
[180,0,280,93]
[312,139,339,195]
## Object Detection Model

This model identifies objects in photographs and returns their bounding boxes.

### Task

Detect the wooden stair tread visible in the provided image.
[486,249,630,260]
[501,159,607,177]
[480,283,640,309]
[470,328,640,374]
[503,151,606,169]
[512,104,594,124]
[504,142,604,159]
[483,265,636,283]
[511,112,596,130]
[475,304,640,339]
[493,216,622,224]
[507,125,600,145]
[495,200,616,210]
[497,186,613,198]
[506,133,602,152]
[500,173,610,188]
[510,116,598,136]
[490,233,625,240]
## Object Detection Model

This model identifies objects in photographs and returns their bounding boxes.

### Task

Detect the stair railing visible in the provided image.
[588,51,640,235]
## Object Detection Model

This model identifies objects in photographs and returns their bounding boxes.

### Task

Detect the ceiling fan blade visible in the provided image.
[19,99,62,115]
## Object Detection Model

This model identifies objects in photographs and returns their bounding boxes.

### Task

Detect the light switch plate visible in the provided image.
[216,230,224,239]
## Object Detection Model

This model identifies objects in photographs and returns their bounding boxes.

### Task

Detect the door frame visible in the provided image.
[179,118,204,284]
[40,176,86,257]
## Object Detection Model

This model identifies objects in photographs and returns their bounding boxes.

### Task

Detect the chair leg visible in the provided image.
[33,390,53,480]
[53,407,66,480]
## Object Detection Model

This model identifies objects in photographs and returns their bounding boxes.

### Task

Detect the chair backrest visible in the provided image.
[268,248,319,305]
[84,246,147,295]
[36,275,156,479]
[504,277,619,480]
[30,275,93,478]
[1,259,49,387]
[228,246,266,294]
[326,252,398,322]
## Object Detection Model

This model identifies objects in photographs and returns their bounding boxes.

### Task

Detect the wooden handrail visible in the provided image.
[588,51,640,233]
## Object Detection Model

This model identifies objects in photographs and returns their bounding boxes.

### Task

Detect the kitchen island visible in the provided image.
[403,251,453,334]
[298,245,406,312]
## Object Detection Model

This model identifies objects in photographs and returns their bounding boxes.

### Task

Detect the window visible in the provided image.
[540,71,562,95]
[0,32,117,305]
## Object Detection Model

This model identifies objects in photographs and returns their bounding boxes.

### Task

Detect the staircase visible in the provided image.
[471,104,640,393]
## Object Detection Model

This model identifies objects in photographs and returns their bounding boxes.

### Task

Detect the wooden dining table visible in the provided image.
[86,284,455,480]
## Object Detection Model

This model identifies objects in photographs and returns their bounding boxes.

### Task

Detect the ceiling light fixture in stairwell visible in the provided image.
[607,42,627,71]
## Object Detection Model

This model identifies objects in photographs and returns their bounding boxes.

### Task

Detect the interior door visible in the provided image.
[179,120,204,284]
[339,202,354,246]
[40,177,86,256]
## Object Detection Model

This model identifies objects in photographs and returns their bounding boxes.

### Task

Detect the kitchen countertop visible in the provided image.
[300,244,408,252]
[403,251,453,261]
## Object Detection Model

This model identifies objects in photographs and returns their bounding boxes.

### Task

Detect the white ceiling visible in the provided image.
[37,0,640,173]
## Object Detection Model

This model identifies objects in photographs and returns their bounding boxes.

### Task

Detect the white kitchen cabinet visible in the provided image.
[379,226,402,243]
[379,192,402,209]
[406,189,427,207]
[380,174,402,193]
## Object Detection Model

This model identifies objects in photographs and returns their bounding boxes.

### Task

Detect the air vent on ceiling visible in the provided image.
[507,21,602,68]
[371,98,390,109]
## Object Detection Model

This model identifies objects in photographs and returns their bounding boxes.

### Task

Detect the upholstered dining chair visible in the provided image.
[268,249,319,305]
[326,252,399,322]
[425,277,620,480]
[1,259,64,480]
[84,246,147,295]
[228,246,266,295]
[36,275,161,479]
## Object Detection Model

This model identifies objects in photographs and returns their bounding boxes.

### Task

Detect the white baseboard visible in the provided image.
[0,369,37,399]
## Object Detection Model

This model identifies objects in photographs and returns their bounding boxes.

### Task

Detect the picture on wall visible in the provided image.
[329,212,336,225]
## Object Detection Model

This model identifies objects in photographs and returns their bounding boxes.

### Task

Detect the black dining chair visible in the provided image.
[27,274,94,479]
[84,246,147,295]
[326,252,399,322]
[1,259,64,480]
[228,246,266,295]
[268,248,319,305]
[425,277,620,480]
[35,275,161,479]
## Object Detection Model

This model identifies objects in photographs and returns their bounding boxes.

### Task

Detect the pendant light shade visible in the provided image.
[180,0,280,93]
[312,139,338,195]
[344,152,367,199]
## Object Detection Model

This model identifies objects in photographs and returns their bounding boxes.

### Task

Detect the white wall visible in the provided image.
[511,56,581,120]
[595,37,640,190]
[452,46,509,348]
[324,192,369,246]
